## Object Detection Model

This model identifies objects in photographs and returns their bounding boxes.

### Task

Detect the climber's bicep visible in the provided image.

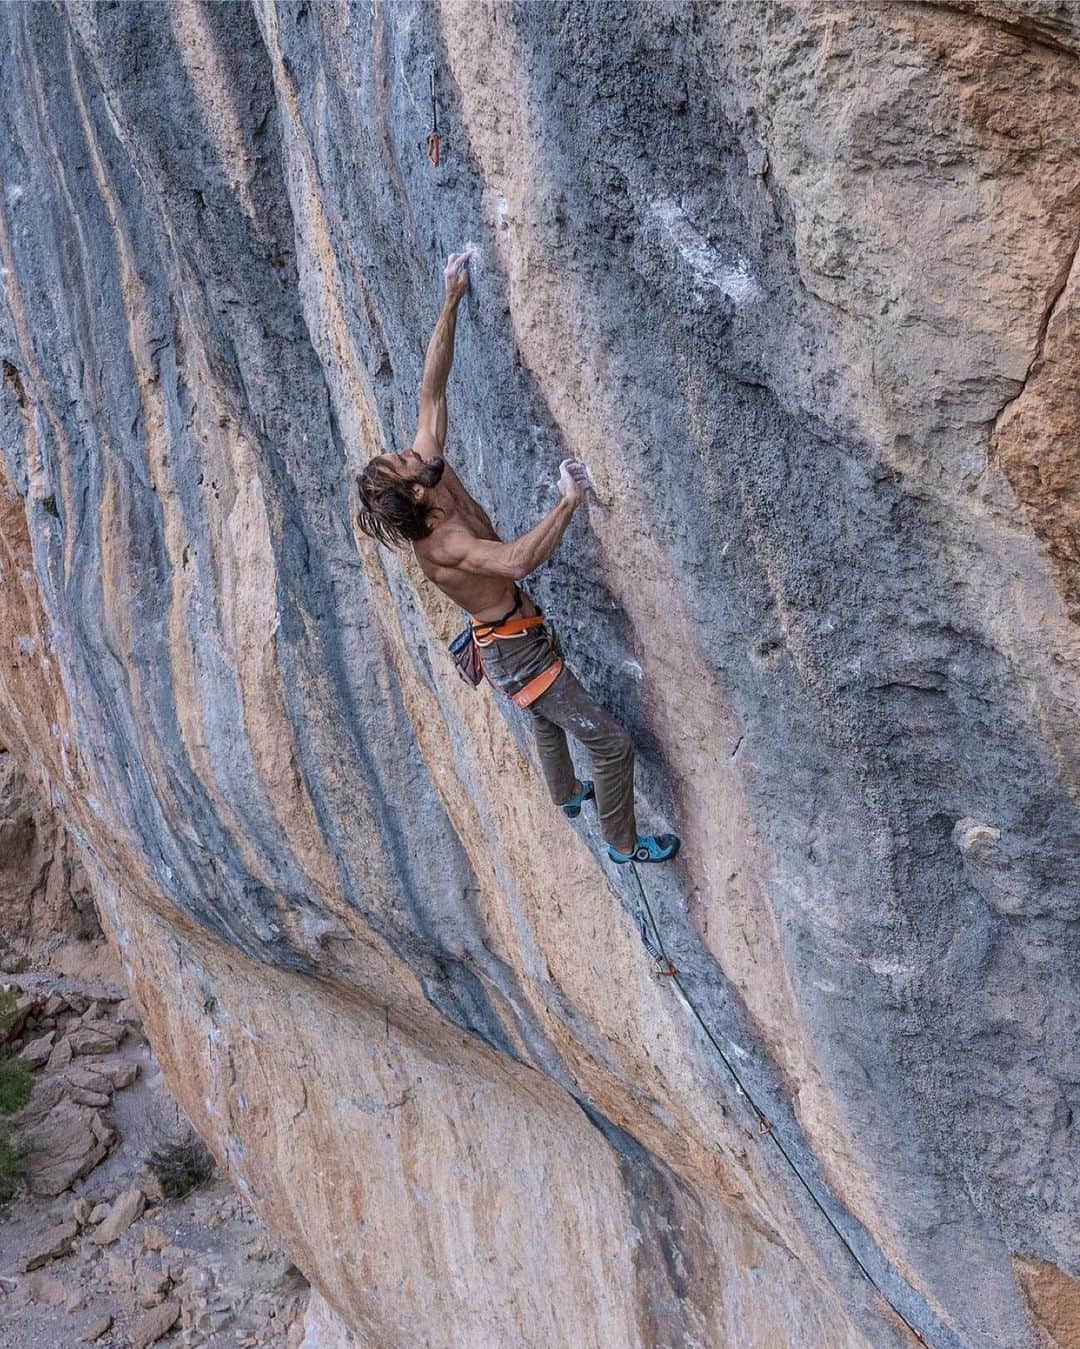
[429,531,520,580]
[415,380,448,462]
[413,420,444,462]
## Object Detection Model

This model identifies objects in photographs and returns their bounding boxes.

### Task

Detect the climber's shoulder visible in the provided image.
[416,516,474,570]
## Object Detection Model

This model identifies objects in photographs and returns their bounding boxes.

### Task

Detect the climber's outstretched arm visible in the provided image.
[428,472,586,581]
[414,249,473,461]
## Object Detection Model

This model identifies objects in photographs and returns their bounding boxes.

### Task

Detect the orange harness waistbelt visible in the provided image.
[471,613,546,644]
[471,612,563,708]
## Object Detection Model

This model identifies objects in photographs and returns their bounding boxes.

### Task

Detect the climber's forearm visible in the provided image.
[504,497,578,579]
[447,492,582,580]
[420,300,459,400]
[414,300,460,456]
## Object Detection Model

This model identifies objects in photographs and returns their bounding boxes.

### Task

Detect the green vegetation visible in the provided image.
[0,986,34,1201]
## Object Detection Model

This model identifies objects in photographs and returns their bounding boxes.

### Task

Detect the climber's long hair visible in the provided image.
[356,458,435,548]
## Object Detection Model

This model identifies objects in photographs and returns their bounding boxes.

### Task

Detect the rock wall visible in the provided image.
[0,2,1078,1346]
[0,745,99,966]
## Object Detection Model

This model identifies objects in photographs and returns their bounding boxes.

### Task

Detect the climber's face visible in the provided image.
[379,448,445,493]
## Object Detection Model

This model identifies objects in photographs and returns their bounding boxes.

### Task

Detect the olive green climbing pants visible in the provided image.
[478,625,638,855]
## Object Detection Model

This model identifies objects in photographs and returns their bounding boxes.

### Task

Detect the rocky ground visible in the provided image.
[0,960,310,1348]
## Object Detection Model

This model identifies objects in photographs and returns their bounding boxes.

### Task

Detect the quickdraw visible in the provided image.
[425,55,441,166]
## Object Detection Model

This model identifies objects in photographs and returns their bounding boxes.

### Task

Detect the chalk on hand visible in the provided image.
[559,458,591,494]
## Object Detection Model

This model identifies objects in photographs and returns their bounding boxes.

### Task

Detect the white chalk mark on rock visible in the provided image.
[650,199,761,305]
[867,958,914,978]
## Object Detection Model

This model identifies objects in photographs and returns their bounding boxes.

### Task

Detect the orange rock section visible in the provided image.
[97,872,865,1349]
[1014,1257,1080,1349]
[0,453,73,796]
[993,251,1080,620]
[0,745,98,964]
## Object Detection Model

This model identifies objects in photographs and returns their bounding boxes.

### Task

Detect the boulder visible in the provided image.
[2,992,36,1041]
[66,1063,113,1094]
[18,1029,55,1065]
[69,1085,112,1108]
[90,1186,146,1244]
[23,1102,111,1196]
[23,1219,79,1270]
[93,1056,138,1090]
[130,1296,181,1348]
[67,1024,123,1056]
[44,1034,74,1071]
[23,1073,65,1113]
[77,1312,114,1342]
[88,1111,116,1147]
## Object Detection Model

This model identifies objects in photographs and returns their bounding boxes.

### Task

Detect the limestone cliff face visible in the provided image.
[0,2,1078,1346]
[0,745,98,962]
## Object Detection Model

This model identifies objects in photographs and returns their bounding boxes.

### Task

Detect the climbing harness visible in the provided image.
[625,861,931,1347]
[472,612,563,709]
[450,591,521,689]
[425,55,441,166]
[450,589,565,709]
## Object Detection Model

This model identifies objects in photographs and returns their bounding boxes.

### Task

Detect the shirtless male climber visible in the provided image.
[356,249,680,865]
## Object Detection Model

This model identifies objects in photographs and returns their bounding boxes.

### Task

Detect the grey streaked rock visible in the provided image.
[0,2,1077,1347]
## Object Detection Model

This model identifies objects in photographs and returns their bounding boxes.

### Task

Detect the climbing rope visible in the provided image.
[627,862,931,1347]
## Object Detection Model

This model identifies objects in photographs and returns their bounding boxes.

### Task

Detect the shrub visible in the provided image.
[0,986,34,1201]
[145,1132,216,1199]
[0,1054,32,1114]
[0,1128,29,1202]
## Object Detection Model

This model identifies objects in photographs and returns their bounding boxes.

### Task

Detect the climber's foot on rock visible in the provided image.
[560,779,595,819]
[607,834,681,865]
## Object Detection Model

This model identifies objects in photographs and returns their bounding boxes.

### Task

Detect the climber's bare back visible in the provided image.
[412,459,538,622]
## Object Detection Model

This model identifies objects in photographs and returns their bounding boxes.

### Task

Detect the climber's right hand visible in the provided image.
[444,249,474,304]
[558,458,591,506]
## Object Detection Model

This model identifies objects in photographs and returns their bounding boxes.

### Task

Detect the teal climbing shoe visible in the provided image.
[607,834,681,865]
[560,779,595,819]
